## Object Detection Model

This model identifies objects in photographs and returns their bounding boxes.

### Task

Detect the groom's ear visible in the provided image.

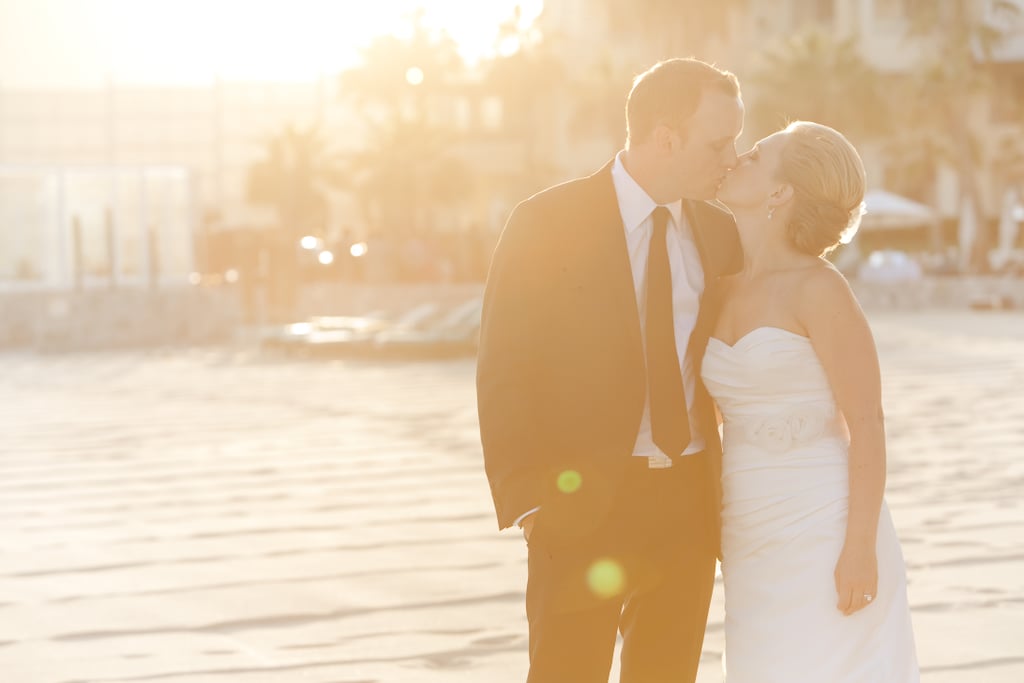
[653,123,676,153]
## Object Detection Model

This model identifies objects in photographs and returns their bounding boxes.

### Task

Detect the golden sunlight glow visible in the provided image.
[0,0,545,87]
[405,67,425,86]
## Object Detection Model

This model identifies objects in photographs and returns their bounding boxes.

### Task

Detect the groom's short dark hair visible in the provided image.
[626,58,740,145]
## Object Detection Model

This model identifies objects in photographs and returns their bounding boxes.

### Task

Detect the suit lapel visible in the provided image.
[588,163,645,360]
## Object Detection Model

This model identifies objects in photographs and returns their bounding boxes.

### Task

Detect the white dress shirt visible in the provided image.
[513,153,707,528]
[611,151,706,461]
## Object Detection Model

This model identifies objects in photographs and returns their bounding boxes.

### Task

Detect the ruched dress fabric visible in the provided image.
[701,326,919,682]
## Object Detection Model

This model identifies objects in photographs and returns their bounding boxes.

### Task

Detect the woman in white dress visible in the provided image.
[702,121,919,682]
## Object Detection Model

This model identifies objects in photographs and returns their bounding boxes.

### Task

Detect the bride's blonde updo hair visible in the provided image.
[777,121,866,256]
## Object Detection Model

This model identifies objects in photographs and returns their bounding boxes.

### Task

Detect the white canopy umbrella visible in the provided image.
[860,189,936,230]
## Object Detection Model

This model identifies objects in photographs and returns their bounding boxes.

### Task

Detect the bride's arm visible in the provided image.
[799,266,885,616]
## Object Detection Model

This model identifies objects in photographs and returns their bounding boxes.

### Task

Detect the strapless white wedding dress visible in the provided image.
[702,326,919,683]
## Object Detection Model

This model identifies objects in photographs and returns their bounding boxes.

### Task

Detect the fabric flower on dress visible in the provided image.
[745,415,795,451]
[738,405,832,452]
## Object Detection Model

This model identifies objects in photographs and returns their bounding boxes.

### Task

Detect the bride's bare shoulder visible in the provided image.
[800,260,851,289]
[797,261,867,328]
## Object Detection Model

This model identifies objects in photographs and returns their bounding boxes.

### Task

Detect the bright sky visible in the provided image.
[0,0,543,87]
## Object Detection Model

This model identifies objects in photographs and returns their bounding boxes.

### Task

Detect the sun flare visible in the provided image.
[0,0,544,87]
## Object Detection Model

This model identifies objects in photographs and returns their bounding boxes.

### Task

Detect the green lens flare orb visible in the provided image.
[587,558,625,598]
[557,470,582,494]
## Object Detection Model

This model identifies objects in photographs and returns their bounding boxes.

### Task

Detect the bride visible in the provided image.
[704,121,919,682]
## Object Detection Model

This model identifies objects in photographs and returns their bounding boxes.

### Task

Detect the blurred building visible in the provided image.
[0,72,519,289]
[0,78,353,227]
[538,0,1024,225]
[2,0,1022,292]
[0,77,376,289]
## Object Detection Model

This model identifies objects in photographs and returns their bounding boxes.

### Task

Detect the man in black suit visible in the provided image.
[477,58,744,682]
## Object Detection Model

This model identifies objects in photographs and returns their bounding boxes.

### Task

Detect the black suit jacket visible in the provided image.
[476,159,742,546]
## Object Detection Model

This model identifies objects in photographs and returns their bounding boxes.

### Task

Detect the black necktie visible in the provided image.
[646,206,690,457]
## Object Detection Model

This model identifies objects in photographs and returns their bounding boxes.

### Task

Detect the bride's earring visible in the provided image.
[768,207,775,221]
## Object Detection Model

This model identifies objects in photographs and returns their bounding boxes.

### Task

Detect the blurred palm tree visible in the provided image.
[338,11,472,235]
[245,123,346,320]
[482,5,569,197]
[345,119,472,237]
[568,56,629,151]
[746,29,890,141]
[246,123,345,239]
[902,0,1021,271]
[881,127,957,251]
[339,12,465,127]
[562,1,747,153]
[603,0,747,58]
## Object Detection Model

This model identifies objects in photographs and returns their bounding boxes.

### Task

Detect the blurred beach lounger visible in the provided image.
[370,296,482,359]
[260,298,481,359]
[260,304,433,354]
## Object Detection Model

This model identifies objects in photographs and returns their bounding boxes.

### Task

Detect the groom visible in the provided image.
[476,58,744,682]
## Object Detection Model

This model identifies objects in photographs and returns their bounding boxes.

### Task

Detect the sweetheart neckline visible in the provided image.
[708,325,811,349]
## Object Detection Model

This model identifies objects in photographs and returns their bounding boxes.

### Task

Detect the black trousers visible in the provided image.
[524,451,717,683]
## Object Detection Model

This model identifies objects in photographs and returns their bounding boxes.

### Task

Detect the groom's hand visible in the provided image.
[520,514,537,542]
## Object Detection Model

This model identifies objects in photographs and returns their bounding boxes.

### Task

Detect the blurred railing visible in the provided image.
[0,165,196,292]
[851,276,1024,310]
[0,276,1020,353]
[0,287,241,351]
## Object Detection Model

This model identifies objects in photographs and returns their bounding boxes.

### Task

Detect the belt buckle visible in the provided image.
[647,454,673,469]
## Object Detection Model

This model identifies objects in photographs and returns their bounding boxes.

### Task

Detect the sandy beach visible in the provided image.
[0,309,1022,683]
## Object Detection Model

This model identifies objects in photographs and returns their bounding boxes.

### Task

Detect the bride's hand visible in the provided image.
[834,543,878,616]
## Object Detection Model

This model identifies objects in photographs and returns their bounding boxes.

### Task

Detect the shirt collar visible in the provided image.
[611,150,684,234]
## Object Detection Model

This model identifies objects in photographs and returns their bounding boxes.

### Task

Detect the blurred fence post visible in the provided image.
[148,223,160,291]
[56,169,69,290]
[71,214,83,292]
[105,205,117,290]
[139,167,151,290]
